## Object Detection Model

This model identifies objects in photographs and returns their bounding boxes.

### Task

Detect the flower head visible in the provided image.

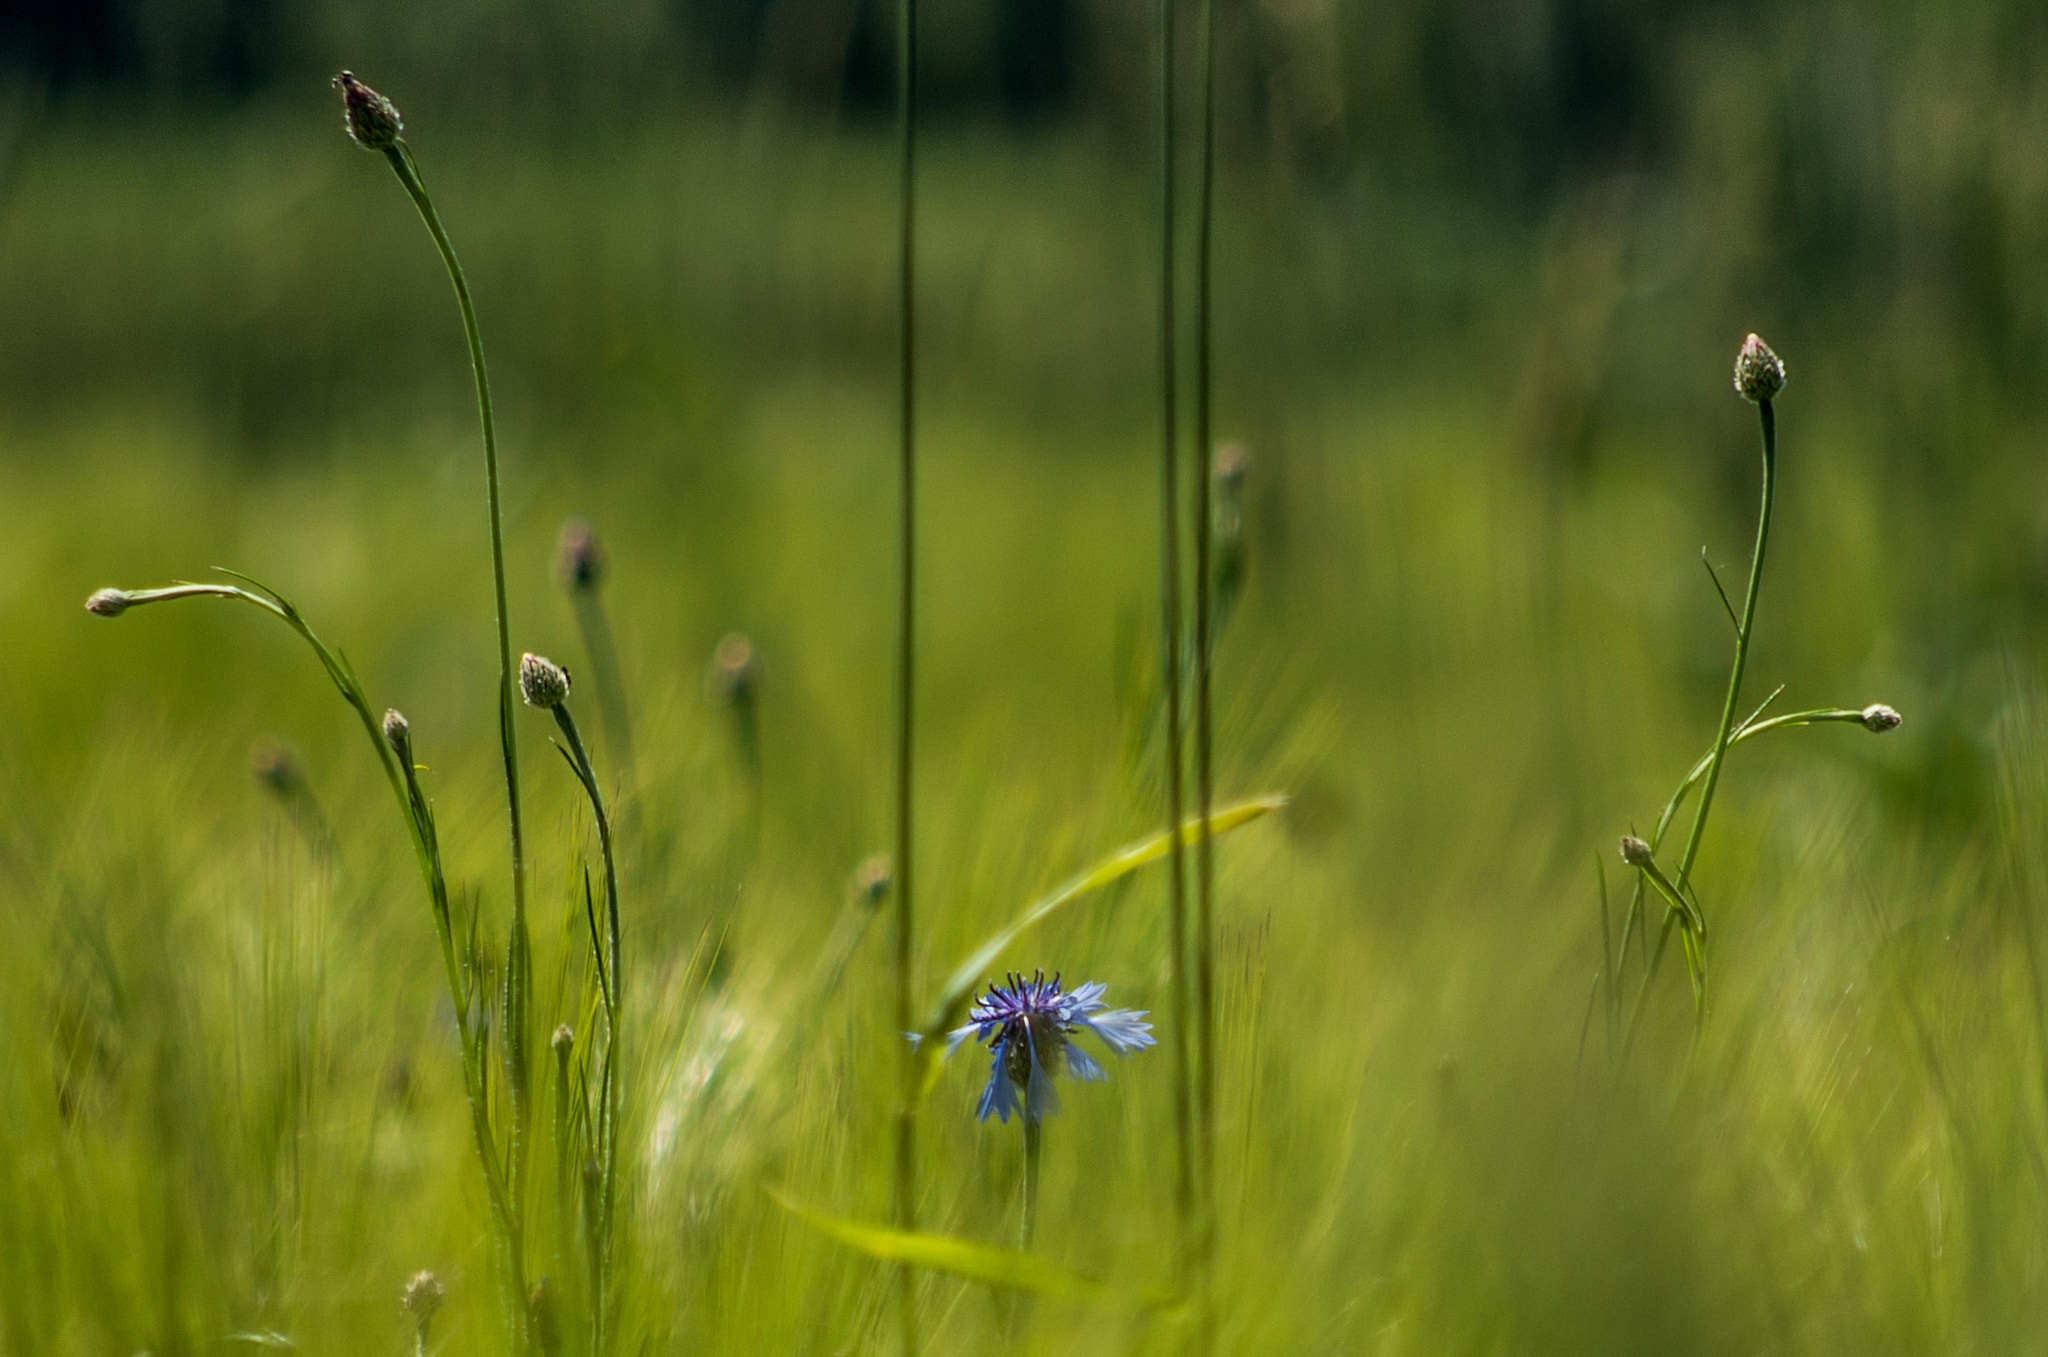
[1733,333,1786,403]
[949,971,1154,1124]
[335,71,403,152]
[402,1270,444,1327]
[520,652,572,708]
[1860,703,1902,733]
[85,588,132,617]
[1619,835,1656,869]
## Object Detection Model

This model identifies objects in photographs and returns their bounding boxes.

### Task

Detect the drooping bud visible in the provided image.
[1733,333,1786,403]
[852,853,892,907]
[520,652,572,708]
[402,1270,445,1327]
[335,72,403,152]
[1860,703,1902,733]
[712,633,758,707]
[554,517,606,592]
[1619,835,1656,869]
[85,588,132,617]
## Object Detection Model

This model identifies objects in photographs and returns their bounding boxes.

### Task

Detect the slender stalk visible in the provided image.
[1675,399,1777,891]
[1157,0,1196,1285]
[1621,398,1778,1047]
[546,701,621,1355]
[380,138,534,1257]
[892,0,921,1350]
[1020,1117,1043,1252]
[1191,0,1220,1296]
[90,580,527,1339]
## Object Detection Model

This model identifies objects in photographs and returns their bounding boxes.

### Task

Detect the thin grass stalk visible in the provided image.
[1191,0,1220,1300]
[892,0,921,1349]
[375,135,536,1259]
[1156,0,1197,1286]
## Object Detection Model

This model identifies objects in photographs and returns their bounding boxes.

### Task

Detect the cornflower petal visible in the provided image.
[1066,1042,1109,1082]
[978,1049,1019,1123]
[1077,1007,1155,1054]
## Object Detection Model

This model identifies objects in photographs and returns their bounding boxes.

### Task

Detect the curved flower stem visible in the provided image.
[380,137,534,1257]
[94,580,527,1330]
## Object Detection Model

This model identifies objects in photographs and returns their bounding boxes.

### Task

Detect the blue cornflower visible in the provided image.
[945,971,1155,1124]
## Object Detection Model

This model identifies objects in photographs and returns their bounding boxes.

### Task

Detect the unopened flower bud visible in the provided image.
[335,71,403,152]
[1733,333,1786,403]
[1860,703,1902,733]
[86,588,132,617]
[555,517,606,592]
[402,1270,444,1326]
[551,1023,575,1055]
[852,853,892,907]
[1619,835,1656,869]
[520,653,572,708]
[712,633,758,706]
[383,708,412,756]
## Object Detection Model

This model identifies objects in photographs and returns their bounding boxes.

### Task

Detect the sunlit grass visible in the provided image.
[1,103,2045,1355]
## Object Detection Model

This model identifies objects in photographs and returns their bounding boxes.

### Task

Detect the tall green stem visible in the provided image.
[1625,399,1777,1042]
[1020,1117,1042,1252]
[381,137,533,1203]
[892,0,921,1351]
[548,702,620,1356]
[1675,399,1777,893]
[1157,0,1196,1285]
[1191,0,1219,1289]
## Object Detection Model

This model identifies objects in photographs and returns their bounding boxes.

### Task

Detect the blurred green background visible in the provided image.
[6,1,2048,1353]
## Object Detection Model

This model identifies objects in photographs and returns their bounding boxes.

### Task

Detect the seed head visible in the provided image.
[382,708,412,758]
[852,853,892,907]
[520,653,572,709]
[85,588,132,618]
[555,517,606,592]
[551,1023,575,1055]
[1733,333,1786,403]
[335,72,403,152]
[712,633,758,706]
[1619,835,1656,869]
[1860,703,1902,733]
[402,1270,444,1326]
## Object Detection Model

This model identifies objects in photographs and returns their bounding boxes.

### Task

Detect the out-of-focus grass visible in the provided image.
[3,96,2048,1356]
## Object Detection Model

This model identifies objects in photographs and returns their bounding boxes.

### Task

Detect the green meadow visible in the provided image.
[6,7,2048,1351]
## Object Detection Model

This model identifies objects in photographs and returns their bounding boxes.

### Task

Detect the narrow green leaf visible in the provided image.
[915,795,1285,1090]
[770,1190,1102,1300]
